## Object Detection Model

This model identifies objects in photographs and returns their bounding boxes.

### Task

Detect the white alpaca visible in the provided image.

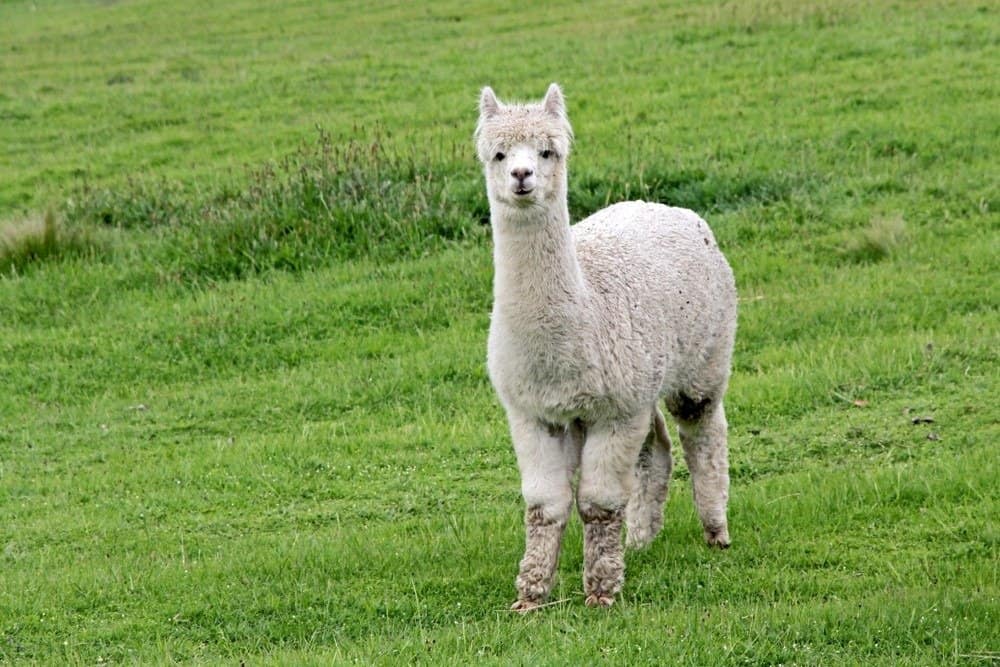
[476,84,738,611]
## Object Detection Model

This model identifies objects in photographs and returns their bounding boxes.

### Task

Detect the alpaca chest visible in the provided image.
[486,318,615,421]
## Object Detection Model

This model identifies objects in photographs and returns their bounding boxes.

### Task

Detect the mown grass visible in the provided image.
[1,0,998,664]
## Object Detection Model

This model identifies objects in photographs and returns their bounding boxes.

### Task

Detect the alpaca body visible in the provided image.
[489,200,736,428]
[476,84,737,611]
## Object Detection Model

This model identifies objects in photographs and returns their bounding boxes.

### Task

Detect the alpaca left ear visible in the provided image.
[480,86,500,119]
[542,83,565,117]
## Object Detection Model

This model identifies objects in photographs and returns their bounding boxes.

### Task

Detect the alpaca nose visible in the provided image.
[511,167,533,182]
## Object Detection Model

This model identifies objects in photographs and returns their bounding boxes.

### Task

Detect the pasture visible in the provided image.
[1,0,997,663]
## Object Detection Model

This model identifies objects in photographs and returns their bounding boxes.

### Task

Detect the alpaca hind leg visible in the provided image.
[508,413,580,612]
[577,413,649,607]
[625,408,673,550]
[678,402,731,547]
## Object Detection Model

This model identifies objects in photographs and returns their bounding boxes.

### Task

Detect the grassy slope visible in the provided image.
[1,0,998,663]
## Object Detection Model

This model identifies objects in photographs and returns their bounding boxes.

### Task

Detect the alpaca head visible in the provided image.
[475,83,574,210]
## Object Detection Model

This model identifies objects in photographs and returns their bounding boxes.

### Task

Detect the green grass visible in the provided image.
[1,0,998,663]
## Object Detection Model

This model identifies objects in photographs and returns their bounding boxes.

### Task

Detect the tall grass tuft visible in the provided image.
[840,214,908,264]
[66,128,486,282]
[0,210,102,276]
[60,130,803,284]
[570,166,797,220]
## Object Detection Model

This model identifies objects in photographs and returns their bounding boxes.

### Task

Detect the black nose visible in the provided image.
[510,167,533,181]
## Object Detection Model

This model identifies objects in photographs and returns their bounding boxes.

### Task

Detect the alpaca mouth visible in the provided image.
[514,187,534,196]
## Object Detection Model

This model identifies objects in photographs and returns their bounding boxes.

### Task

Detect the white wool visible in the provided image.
[477,84,737,610]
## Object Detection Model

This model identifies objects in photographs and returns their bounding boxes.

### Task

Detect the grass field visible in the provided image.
[1,0,998,663]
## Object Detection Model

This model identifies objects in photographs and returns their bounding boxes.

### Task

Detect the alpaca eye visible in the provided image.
[494,152,506,162]
[540,149,554,159]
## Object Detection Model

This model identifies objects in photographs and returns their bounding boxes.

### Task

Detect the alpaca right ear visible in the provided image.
[542,83,565,118]
[480,86,500,119]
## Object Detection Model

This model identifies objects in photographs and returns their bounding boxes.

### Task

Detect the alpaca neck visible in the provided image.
[490,199,588,319]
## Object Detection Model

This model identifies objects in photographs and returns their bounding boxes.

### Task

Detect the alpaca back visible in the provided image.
[572,201,737,406]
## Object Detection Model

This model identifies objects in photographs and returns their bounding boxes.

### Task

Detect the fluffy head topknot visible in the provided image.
[474,83,573,164]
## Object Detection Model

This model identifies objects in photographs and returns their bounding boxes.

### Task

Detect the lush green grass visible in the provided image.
[1,0,998,663]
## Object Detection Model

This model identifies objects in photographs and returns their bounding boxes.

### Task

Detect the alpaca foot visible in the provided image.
[581,503,625,608]
[510,599,542,613]
[585,594,615,608]
[704,524,731,548]
[513,505,569,611]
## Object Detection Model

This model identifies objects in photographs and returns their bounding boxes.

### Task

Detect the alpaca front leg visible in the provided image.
[577,414,649,607]
[508,413,579,612]
[679,402,731,547]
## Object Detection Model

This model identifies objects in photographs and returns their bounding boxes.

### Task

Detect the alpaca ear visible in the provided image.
[542,83,565,117]
[480,86,500,119]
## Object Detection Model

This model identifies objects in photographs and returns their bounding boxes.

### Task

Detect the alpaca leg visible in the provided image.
[678,402,731,547]
[577,413,649,607]
[625,408,673,550]
[508,412,580,612]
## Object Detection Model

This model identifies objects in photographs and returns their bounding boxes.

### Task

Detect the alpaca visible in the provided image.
[476,84,738,611]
